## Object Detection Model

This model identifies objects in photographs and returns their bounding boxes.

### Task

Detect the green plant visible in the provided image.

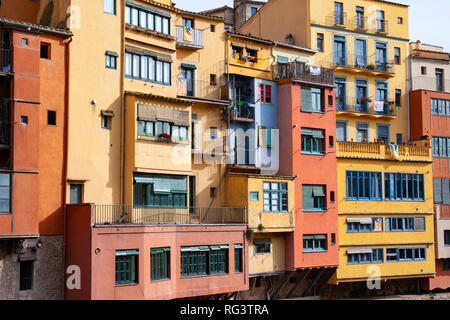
[257,224,265,232]
[246,229,254,240]
[366,64,376,70]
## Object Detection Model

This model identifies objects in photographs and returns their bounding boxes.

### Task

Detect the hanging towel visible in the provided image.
[389,144,400,161]
[374,100,385,112]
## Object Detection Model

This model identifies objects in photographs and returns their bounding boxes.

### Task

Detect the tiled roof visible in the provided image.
[227,31,273,45]
[0,17,72,37]
[125,91,193,105]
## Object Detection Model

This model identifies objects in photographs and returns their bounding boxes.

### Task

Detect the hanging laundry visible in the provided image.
[183,27,193,42]
[373,100,385,112]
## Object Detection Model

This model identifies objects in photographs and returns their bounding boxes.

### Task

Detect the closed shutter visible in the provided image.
[302,185,314,209]
[434,178,443,203]
[443,179,450,205]
[414,217,426,231]
[336,122,346,141]
[301,87,312,111]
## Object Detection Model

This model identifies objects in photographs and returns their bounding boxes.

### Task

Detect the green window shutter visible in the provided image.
[277,55,289,63]
[301,128,313,136]
[312,186,325,197]
[312,129,325,139]
[311,88,322,111]
[302,185,314,210]
[301,87,313,111]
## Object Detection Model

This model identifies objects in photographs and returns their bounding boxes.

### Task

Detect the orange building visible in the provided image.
[0,18,71,299]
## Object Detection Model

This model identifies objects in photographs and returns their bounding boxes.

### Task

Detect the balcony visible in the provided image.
[0,49,11,74]
[326,11,348,27]
[229,96,255,122]
[175,26,203,49]
[272,63,334,86]
[337,141,432,162]
[176,78,223,101]
[375,20,389,34]
[410,76,450,93]
[336,97,397,119]
[93,205,247,226]
[349,15,368,31]
[321,54,394,78]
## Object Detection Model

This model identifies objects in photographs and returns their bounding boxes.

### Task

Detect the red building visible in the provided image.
[271,46,338,298]
[408,41,450,291]
[0,18,71,299]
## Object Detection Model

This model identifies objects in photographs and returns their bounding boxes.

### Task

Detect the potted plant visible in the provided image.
[157,133,172,142]
[366,64,376,70]
[257,224,265,232]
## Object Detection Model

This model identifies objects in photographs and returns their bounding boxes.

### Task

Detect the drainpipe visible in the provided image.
[62,34,73,301]
[120,1,125,205]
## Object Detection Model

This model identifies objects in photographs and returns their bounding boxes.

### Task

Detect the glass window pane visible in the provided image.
[148,13,154,30]
[125,53,132,76]
[140,11,147,28]
[149,58,155,81]
[141,56,148,80]
[163,62,171,84]
[155,15,162,33]
[156,61,163,82]
[163,18,169,34]
[131,8,139,26]
[133,55,140,78]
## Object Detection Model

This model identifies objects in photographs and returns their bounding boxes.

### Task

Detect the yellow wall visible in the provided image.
[249,233,286,275]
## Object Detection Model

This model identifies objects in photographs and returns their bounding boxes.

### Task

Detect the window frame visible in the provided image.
[301,128,325,155]
[303,234,327,253]
[104,0,117,15]
[150,247,170,281]
[262,182,288,213]
[384,172,425,201]
[345,170,382,201]
[115,250,139,285]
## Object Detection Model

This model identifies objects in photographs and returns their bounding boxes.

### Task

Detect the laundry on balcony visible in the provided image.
[183,27,193,42]
[373,100,385,112]
[389,144,400,161]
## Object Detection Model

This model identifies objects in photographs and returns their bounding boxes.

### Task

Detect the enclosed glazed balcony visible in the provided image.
[175,26,203,49]
[337,141,432,162]
[93,205,247,226]
[0,100,10,147]
[272,62,334,86]
[229,96,255,122]
[336,96,397,119]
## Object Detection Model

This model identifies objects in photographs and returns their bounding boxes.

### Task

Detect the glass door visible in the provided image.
[181,67,194,97]
[356,80,368,113]
[335,2,343,25]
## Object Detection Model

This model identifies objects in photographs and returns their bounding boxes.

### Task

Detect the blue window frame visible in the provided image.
[432,136,449,158]
[356,122,369,142]
[375,41,388,71]
[336,120,348,142]
[384,173,425,201]
[334,2,344,25]
[375,80,389,114]
[347,248,384,264]
[385,217,426,232]
[335,76,347,111]
[251,7,258,16]
[303,234,327,252]
[386,247,426,262]
[333,34,347,66]
[376,123,390,144]
[347,217,383,233]
[355,78,368,112]
[263,182,288,212]
[346,171,382,200]
[355,38,367,67]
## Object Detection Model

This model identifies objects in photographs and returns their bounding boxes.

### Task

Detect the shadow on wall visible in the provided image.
[37,0,71,28]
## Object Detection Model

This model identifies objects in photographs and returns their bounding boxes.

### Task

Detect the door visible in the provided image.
[182,18,194,29]
[333,37,346,65]
[377,124,390,144]
[335,78,346,110]
[336,121,347,142]
[356,80,368,112]
[355,39,366,66]
[181,67,194,96]
[375,42,387,71]
[376,82,388,114]
[189,176,195,213]
[356,7,364,29]
[376,10,385,32]
[334,2,343,25]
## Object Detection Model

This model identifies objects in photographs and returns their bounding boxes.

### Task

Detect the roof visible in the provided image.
[0,17,72,37]
[134,0,225,22]
[273,41,316,54]
[125,91,193,105]
[367,0,409,8]
[200,5,234,14]
[227,31,273,45]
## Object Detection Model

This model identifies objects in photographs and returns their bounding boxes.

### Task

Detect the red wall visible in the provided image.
[65,204,249,300]
[278,82,339,270]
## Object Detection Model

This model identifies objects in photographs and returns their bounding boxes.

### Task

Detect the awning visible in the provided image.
[125,45,173,62]
[234,244,243,249]
[181,63,197,70]
[151,247,170,254]
[277,55,289,63]
[312,186,325,197]
[231,42,245,48]
[105,50,119,57]
[346,217,373,224]
[116,250,139,256]
[346,248,373,254]
[246,45,260,51]
[101,110,115,117]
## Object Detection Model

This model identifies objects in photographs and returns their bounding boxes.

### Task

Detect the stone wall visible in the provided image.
[0,235,63,300]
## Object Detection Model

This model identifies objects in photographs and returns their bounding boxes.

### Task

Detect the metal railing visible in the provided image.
[229,96,255,121]
[175,26,203,49]
[93,205,247,225]
[320,54,394,74]
[176,78,222,100]
[272,63,334,85]
[0,100,10,146]
[336,97,397,117]
[326,11,347,27]
[0,49,11,73]
[349,15,368,30]
[376,20,389,34]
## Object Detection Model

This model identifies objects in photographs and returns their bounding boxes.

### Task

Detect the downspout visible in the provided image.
[120,1,125,205]
[62,34,73,300]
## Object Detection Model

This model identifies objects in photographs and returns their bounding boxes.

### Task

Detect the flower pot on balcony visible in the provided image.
[157,133,172,143]
[366,64,376,70]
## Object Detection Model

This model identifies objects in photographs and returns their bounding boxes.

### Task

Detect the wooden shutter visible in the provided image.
[302,185,314,210]
[301,87,312,111]
[434,178,443,203]
[443,179,450,205]
[414,217,426,231]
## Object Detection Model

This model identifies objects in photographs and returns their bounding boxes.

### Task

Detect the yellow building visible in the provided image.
[240,0,436,286]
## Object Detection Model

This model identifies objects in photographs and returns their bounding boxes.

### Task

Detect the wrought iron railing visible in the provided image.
[230,96,255,121]
[349,15,368,30]
[376,20,389,34]
[326,11,347,27]
[272,63,334,85]
[176,78,222,100]
[175,26,203,49]
[93,205,247,225]
[336,96,397,117]
[320,54,394,74]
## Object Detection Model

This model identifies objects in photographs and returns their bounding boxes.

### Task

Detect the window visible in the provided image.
[394,47,401,64]
[104,0,116,15]
[444,230,450,245]
[376,10,385,32]
[336,121,347,142]
[375,42,388,72]
[317,33,324,52]
[180,245,228,277]
[182,18,194,29]
[395,89,401,106]
[396,134,403,145]
[421,66,427,75]
[334,2,344,25]
[210,25,215,32]
[302,185,326,211]
[355,39,367,66]
[22,38,28,46]
[258,83,272,104]
[301,128,325,154]
[330,191,335,203]
[19,261,34,291]
[125,5,170,35]
[346,171,382,200]
[377,124,390,144]
[347,217,383,233]
[436,68,444,91]
[254,239,271,254]
[356,6,365,29]
[234,244,243,272]
[397,17,403,24]
[115,250,139,285]
[69,184,82,204]
[251,7,258,16]
[101,115,111,130]
[105,51,118,69]
[347,249,383,264]
[47,110,56,126]
[301,87,323,112]
[386,217,426,232]
[250,192,259,201]
[430,98,450,116]
[329,136,334,147]
[333,35,346,66]
[151,247,170,281]
[384,173,425,201]
[126,53,171,85]
[40,43,50,59]
[210,187,216,198]
[137,120,188,142]
[303,234,327,252]
[335,76,347,110]
[331,233,336,245]
[20,116,28,125]
[356,122,369,142]
[263,182,288,212]
[232,46,243,59]
[210,74,217,86]
[444,259,450,270]
[385,247,426,262]
[434,178,450,205]
[134,174,187,208]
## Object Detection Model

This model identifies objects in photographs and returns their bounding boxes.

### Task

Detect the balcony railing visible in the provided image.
[93,205,247,226]
[349,15,368,30]
[376,20,389,34]
[409,76,450,93]
[176,78,222,100]
[0,100,10,146]
[326,11,347,27]
[321,54,394,75]
[229,96,255,122]
[272,63,334,85]
[337,141,432,162]
[175,26,203,49]
[0,49,11,73]
[336,97,397,117]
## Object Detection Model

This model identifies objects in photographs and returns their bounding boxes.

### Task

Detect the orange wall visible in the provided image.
[0,0,41,24]
[278,83,339,270]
